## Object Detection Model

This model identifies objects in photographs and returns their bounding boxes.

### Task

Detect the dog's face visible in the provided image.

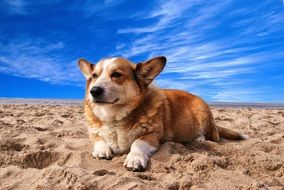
[78,56,166,106]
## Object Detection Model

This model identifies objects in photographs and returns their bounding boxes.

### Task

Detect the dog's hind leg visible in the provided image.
[204,123,220,142]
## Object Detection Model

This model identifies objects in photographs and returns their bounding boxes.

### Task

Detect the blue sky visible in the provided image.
[0,0,283,102]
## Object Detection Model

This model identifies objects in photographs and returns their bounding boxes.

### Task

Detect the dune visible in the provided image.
[0,101,283,189]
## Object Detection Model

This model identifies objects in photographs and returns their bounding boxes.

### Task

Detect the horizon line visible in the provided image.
[0,98,284,108]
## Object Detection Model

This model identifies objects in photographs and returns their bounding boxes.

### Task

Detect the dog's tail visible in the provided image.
[216,126,249,140]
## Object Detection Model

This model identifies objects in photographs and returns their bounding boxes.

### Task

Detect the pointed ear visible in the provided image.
[77,58,94,79]
[135,56,166,86]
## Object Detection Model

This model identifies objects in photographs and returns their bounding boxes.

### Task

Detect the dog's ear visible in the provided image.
[135,56,166,86]
[78,58,94,79]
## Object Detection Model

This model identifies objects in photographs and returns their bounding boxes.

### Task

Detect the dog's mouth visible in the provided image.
[94,98,119,104]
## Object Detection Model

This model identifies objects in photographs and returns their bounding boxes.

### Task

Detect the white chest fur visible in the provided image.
[93,105,132,122]
[88,124,132,154]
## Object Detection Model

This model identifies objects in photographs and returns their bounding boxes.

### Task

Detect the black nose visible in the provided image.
[90,86,104,98]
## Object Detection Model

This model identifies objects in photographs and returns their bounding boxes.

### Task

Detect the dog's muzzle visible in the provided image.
[90,86,104,98]
[90,86,119,104]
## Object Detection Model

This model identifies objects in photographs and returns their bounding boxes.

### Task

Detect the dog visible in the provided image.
[78,56,248,172]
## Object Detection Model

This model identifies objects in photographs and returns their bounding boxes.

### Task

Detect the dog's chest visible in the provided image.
[89,124,134,154]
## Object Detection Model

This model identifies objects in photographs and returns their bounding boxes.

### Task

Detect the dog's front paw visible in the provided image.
[123,152,148,172]
[92,141,113,160]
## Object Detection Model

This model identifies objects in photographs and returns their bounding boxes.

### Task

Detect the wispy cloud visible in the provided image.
[114,0,284,102]
[0,38,82,85]
[72,0,129,18]
[118,0,197,34]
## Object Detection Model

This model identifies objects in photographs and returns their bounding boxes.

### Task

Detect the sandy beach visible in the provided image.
[0,100,283,189]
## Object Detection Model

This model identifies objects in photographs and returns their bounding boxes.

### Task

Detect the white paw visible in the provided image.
[123,151,148,172]
[92,141,113,160]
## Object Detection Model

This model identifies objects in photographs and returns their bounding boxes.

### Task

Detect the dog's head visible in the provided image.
[78,56,166,106]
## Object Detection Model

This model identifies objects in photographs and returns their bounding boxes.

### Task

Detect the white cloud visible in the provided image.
[73,0,128,18]
[0,38,83,85]
[118,0,197,34]
[114,0,284,102]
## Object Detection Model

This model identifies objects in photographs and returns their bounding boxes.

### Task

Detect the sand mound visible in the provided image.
[0,104,283,189]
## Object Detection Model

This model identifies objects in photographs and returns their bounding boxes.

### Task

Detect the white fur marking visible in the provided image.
[123,139,157,170]
[94,58,116,85]
[91,57,117,88]
[102,58,117,70]
[92,140,113,159]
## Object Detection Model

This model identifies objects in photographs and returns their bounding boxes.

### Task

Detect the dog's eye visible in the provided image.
[111,72,122,78]
[92,73,98,78]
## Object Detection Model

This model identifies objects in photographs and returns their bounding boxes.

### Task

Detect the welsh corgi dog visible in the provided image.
[78,56,248,172]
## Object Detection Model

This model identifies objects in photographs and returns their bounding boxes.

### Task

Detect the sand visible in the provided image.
[0,102,283,190]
